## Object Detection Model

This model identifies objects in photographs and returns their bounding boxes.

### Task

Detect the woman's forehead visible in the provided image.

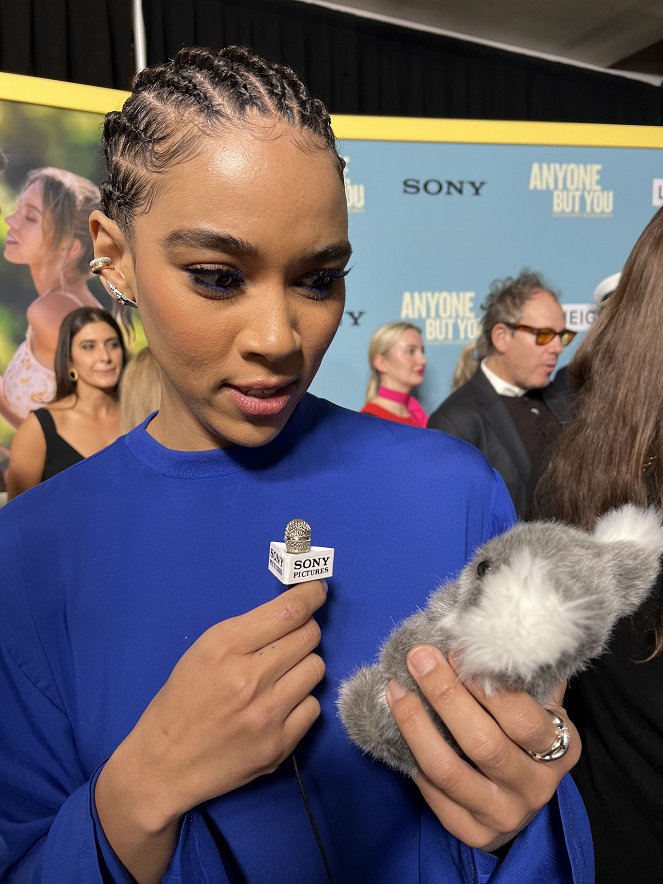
[135,128,347,245]
[19,181,44,208]
[74,321,118,340]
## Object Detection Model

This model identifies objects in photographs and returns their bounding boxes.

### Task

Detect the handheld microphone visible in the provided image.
[267,518,336,883]
[268,519,334,585]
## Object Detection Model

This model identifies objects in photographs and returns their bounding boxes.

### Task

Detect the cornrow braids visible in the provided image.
[100,45,345,236]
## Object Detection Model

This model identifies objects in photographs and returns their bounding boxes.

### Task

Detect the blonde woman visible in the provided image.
[361,321,428,426]
[0,167,102,427]
[119,346,161,433]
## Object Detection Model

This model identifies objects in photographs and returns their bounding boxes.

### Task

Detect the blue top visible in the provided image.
[0,395,593,882]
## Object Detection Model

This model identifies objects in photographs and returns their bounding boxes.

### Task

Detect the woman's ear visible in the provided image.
[89,211,138,304]
[373,353,387,374]
[63,237,83,267]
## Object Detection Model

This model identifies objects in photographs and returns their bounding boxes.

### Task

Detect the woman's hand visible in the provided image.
[95,579,328,882]
[386,645,580,853]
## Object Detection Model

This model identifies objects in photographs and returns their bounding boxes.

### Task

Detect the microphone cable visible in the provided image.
[292,753,335,884]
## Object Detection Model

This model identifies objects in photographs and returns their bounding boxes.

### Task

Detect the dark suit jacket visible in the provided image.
[427,368,571,517]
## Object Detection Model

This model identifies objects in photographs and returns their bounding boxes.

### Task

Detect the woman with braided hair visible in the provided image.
[0,46,591,882]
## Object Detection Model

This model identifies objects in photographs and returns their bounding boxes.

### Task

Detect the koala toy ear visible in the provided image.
[593,504,663,617]
[593,504,663,553]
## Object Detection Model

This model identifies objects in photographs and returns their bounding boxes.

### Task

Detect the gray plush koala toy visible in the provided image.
[338,504,663,775]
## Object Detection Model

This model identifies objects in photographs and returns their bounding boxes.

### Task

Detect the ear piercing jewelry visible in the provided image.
[89,256,112,274]
[89,256,138,308]
[104,279,138,308]
[69,368,79,383]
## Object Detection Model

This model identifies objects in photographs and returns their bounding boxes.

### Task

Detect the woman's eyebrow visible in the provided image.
[161,229,258,255]
[161,230,352,264]
[301,241,353,263]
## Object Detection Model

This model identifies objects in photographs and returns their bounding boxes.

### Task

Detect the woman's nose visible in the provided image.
[238,292,300,362]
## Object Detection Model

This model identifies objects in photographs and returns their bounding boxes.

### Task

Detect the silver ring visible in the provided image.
[527,712,570,763]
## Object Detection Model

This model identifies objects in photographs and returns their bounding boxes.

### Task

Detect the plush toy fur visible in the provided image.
[338,504,663,775]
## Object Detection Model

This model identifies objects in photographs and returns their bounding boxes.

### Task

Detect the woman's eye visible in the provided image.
[187,266,245,299]
[298,268,350,300]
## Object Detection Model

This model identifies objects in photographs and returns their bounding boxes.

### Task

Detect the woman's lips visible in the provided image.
[226,381,297,417]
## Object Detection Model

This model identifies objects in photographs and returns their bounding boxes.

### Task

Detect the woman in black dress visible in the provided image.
[7,306,126,496]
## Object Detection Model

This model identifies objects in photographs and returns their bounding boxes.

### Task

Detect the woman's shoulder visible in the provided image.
[28,288,99,321]
[311,395,497,473]
[47,396,77,411]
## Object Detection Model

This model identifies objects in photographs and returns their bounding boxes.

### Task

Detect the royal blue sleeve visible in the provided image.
[487,468,518,537]
[0,517,227,882]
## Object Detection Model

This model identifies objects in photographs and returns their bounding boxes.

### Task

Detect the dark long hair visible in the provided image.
[533,207,663,655]
[533,207,663,526]
[53,307,127,401]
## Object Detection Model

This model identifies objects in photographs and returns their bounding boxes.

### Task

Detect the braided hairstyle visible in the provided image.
[100,46,345,236]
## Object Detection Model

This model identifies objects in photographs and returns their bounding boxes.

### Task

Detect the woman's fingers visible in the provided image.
[253,616,322,682]
[222,579,328,653]
[459,675,580,773]
[387,645,579,849]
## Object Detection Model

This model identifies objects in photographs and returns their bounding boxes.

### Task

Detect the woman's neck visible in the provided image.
[70,385,119,417]
[377,385,410,405]
[371,385,411,417]
[31,262,86,298]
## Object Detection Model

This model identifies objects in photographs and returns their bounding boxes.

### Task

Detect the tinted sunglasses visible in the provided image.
[504,323,576,347]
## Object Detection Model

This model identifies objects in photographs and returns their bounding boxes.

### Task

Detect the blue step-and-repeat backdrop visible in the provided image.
[0,73,661,446]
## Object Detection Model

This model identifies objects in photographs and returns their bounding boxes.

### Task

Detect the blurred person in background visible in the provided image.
[119,346,161,433]
[361,321,428,426]
[6,306,125,497]
[450,338,485,393]
[428,271,574,517]
[0,167,102,428]
[532,210,663,882]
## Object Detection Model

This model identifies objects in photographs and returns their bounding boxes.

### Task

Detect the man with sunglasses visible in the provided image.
[428,271,574,517]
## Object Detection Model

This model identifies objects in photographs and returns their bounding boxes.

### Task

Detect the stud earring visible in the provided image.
[69,368,79,383]
[89,256,112,274]
[104,279,138,309]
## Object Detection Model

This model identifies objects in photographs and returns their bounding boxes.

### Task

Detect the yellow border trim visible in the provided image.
[332,114,663,148]
[0,72,661,148]
[0,71,127,114]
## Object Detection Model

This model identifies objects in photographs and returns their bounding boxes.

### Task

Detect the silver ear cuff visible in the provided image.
[89,256,138,308]
[104,279,138,309]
